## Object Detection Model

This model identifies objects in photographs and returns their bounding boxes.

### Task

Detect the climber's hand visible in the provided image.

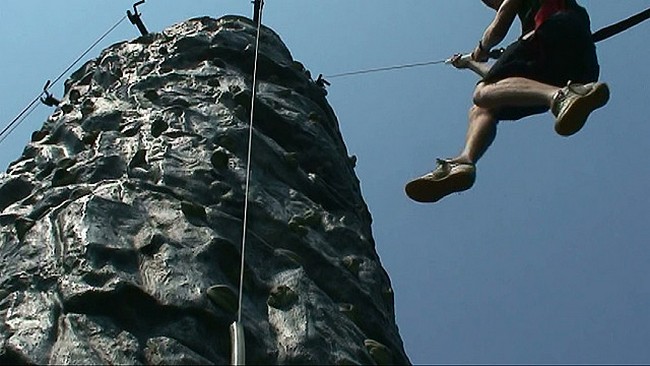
[450,54,470,69]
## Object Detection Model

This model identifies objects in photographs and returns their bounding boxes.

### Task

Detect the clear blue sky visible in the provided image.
[2,1,650,364]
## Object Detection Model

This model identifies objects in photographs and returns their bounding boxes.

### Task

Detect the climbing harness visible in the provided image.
[127,0,149,36]
[0,14,128,146]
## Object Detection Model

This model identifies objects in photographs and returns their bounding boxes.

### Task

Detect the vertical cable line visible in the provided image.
[0,14,127,145]
[237,1,264,325]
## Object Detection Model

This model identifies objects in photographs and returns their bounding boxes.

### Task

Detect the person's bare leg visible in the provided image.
[473,77,558,109]
[452,105,497,165]
[444,77,556,166]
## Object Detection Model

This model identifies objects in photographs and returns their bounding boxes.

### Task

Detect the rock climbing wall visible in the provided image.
[0,16,409,364]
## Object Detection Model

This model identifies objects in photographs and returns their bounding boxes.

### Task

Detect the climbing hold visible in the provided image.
[210,149,230,170]
[137,233,165,256]
[31,130,49,143]
[122,123,141,137]
[288,211,321,232]
[181,200,207,223]
[283,152,299,168]
[60,104,74,114]
[277,89,292,98]
[349,155,358,168]
[51,168,78,187]
[82,130,100,145]
[301,210,321,226]
[381,287,394,304]
[267,285,298,310]
[151,118,168,138]
[334,357,357,366]
[206,284,239,314]
[233,90,252,111]
[128,150,148,170]
[144,89,159,102]
[209,181,232,198]
[308,112,321,122]
[15,217,35,241]
[291,61,306,73]
[338,303,359,324]
[216,134,236,152]
[288,217,308,237]
[81,99,95,116]
[159,65,173,74]
[342,255,363,276]
[363,339,394,365]
[69,89,82,103]
[70,187,92,201]
[273,248,303,268]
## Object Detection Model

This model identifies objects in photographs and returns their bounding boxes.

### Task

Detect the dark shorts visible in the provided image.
[482,7,600,121]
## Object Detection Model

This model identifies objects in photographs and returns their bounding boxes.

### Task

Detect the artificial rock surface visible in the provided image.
[0,16,409,365]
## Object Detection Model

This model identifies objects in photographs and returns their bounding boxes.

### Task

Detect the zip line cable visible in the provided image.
[327,48,506,80]
[326,59,448,79]
[50,14,128,89]
[0,14,128,145]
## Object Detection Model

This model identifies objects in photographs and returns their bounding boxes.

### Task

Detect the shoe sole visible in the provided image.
[405,170,475,203]
[555,83,610,136]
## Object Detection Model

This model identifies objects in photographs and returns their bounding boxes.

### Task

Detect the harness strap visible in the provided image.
[534,0,566,29]
[592,7,650,43]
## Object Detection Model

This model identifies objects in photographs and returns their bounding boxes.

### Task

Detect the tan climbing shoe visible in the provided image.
[552,81,610,136]
[405,159,476,203]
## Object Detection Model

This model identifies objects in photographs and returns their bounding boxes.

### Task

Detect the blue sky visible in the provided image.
[2,1,650,364]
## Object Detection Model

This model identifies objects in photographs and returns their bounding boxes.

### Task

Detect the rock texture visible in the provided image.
[0,16,409,365]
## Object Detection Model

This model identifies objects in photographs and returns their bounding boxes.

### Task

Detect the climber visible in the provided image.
[405,0,610,203]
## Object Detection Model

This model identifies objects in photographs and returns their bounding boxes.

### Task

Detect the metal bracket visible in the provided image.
[127,0,149,36]
[252,0,264,25]
[230,321,245,365]
[40,80,60,107]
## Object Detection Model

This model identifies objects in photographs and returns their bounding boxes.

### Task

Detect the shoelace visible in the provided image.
[552,81,577,114]
[435,158,474,169]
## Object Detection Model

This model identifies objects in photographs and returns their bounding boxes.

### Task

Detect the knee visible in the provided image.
[469,104,483,119]
[469,104,494,120]
[472,82,491,108]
